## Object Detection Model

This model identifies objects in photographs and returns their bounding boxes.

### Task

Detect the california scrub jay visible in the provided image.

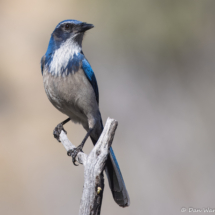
[41,20,130,207]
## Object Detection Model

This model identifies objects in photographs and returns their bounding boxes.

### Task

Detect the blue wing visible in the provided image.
[82,58,99,104]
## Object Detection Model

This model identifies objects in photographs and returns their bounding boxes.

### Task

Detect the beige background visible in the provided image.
[1,0,215,214]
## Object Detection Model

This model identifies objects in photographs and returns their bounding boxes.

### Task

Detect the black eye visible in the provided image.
[65,24,70,29]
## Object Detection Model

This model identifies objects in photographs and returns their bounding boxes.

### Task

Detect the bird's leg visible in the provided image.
[53,118,70,142]
[67,128,93,166]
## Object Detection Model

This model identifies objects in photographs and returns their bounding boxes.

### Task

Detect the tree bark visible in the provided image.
[59,118,118,215]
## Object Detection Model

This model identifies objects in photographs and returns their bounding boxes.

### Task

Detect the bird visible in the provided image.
[41,19,130,207]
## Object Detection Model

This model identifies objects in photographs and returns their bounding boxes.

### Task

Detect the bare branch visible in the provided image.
[59,130,87,165]
[58,118,118,215]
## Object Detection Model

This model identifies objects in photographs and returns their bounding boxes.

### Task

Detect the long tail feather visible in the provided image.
[90,136,130,207]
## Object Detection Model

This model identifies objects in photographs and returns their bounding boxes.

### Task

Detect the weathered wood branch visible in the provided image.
[59,117,118,215]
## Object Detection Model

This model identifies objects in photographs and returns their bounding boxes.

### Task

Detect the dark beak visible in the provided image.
[78,23,94,33]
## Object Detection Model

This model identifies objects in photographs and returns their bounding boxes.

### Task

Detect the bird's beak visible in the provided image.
[78,23,94,33]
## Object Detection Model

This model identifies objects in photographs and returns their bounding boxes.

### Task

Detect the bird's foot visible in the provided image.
[67,145,83,166]
[53,123,67,142]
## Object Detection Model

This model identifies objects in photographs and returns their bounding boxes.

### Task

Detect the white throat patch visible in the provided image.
[49,38,81,76]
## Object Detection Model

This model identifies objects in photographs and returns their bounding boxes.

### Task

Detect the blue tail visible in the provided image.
[90,133,130,207]
[105,147,130,207]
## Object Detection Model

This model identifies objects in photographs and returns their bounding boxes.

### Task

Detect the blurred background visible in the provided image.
[1,0,215,214]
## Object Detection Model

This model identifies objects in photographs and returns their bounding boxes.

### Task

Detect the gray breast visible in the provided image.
[43,68,99,125]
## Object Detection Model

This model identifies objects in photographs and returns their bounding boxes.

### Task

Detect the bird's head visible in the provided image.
[44,20,94,75]
[51,19,94,47]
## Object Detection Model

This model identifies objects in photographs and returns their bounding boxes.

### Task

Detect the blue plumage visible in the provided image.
[56,19,83,28]
[41,19,130,207]
[82,58,99,104]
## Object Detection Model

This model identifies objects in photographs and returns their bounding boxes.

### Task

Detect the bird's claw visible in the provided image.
[53,123,67,142]
[67,145,83,166]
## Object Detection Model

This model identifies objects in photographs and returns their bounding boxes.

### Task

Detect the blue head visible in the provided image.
[46,19,94,56]
[43,20,94,76]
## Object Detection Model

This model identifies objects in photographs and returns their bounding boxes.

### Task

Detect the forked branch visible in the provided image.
[59,118,118,215]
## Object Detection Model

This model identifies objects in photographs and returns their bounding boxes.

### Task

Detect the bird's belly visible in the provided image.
[43,69,98,125]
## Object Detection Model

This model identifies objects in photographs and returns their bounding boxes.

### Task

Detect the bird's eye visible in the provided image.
[65,24,70,29]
